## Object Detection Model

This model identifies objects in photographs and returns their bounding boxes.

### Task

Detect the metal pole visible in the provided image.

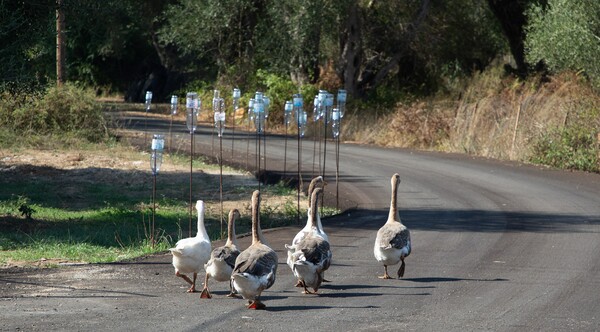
[284,123,288,179]
[263,124,267,172]
[152,166,156,248]
[322,114,328,212]
[168,115,173,153]
[189,133,193,237]
[219,127,224,238]
[335,130,340,210]
[246,114,251,168]
[231,111,235,160]
[257,130,261,192]
[313,121,318,177]
[297,128,301,224]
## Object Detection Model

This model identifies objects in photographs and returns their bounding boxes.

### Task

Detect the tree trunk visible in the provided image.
[56,0,65,86]
[346,0,431,97]
[486,0,546,76]
[338,4,362,96]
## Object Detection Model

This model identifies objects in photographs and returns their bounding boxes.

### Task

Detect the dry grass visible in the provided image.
[340,70,599,167]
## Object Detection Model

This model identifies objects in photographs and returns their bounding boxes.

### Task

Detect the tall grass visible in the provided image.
[338,66,599,173]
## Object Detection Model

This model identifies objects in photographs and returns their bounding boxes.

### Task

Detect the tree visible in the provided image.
[525,0,600,89]
[486,0,548,75]
[0,0,55,92]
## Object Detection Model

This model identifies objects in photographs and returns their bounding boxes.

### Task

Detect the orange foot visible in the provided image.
[187,286,197,293]
[378,274,392,279]
[200,288,212,299]
[247,301,266,310]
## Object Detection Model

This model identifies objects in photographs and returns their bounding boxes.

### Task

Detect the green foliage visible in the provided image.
[255,70,297,123]
[525,0,600,90]
[531,127,599,172]
[0,83,109,142]
[530,103,600,172]
[0,1,54,91]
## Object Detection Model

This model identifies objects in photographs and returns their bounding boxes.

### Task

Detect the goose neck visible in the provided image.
[388,178,400,222]
[226,213,238,246]
[251,192,262,244]
[196,208,209,240]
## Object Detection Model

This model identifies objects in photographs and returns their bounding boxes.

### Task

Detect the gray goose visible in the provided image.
[374,173,411,279]
[231,191,278,309]
[201,209,241,299]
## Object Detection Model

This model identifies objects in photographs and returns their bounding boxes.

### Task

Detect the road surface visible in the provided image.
[1,112,599,331]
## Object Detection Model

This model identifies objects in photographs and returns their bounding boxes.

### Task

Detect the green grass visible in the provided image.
[0,143,333,267]
[0,192,312,266]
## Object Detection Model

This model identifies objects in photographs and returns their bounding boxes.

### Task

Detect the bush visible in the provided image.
[531,127,598,172]
[0,83,108,142]
[530,101,600,172]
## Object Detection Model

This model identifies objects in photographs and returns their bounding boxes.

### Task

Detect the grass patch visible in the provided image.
[0,140,335,267]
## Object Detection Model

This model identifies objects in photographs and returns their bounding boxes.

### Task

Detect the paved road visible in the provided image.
[2,112,599,331]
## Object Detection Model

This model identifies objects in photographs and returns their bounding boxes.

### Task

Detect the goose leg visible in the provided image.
[294,279,303,287]
[397,259,406,278]
[188,272,198,293]
[226,279,240,298]
[302,283,314,294]
[378,265,392,279]
[176,271,197,292]
[200,273,212,299]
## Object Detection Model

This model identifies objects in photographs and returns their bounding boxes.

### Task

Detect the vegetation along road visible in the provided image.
[3,112,599,331]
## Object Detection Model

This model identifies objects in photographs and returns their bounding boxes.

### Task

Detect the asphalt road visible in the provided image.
[2,112,599,331]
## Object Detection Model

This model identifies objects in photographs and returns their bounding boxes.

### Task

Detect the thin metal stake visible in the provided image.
[283,123,288,179]
[152,165,157,248]
[189,133,194,237]
[219,125,224,238]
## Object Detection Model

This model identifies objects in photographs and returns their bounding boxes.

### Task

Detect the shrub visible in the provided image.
[0,83,108,142]
[530,101,599,172]
[531,127,598,172]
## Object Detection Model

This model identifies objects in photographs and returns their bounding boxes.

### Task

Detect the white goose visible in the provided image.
[374,173,411,279]
[292,176,327,246]
[170,200,212,292]
[285,188,332,294]
[200,209,241,299]
[231,190,278,309]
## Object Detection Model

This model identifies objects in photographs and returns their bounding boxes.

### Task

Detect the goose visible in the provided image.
[374,173,411,279]
[170,200,212,292]
[287,234,331,294]
[285,188,332,286]
[231,190,278,309]
[200,209,241,299]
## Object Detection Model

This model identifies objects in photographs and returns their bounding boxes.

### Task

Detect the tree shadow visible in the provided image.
[403,277,509,283]
[325,208,600,233]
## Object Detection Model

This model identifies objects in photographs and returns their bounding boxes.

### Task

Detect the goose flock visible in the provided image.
[170,173,411,309]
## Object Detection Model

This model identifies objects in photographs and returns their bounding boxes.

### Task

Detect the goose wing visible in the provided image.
[378,223,410,250]
[296,235,331,271]
[233,244,278,278]
[211,245,240,269]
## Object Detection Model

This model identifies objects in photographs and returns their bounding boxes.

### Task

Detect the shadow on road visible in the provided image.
[326,208,600,233]
[403,277,509,283]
